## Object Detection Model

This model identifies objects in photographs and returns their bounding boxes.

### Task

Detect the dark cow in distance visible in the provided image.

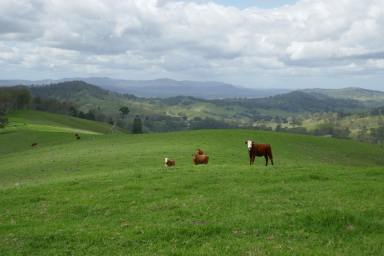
[31,142,38,147]
[245,140,273,166]
[192,149,209,165]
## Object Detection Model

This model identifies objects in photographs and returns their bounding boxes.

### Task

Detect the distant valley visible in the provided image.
[1,80,383,144]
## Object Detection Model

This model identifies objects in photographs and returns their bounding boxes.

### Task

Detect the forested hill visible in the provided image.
[301,87,384,106]
[29,81,365,115]
[30,81,124,101]
[215,91,363,113]
[25,81,370,133]
[0,77,289,99]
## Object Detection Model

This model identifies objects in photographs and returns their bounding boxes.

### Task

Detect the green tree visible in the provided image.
[69,106,78,117]
[0,110,8,128]
[132,115,143,134]
[15,88,32,109]
[119,106,130,118]
[371,126,384,145]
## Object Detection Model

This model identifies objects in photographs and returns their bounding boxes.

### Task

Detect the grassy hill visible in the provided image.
[8,110,117,134]
[0,110,121,155]
[0,112,383,255]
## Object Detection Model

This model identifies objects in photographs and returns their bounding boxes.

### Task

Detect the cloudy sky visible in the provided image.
[0,0,384,90]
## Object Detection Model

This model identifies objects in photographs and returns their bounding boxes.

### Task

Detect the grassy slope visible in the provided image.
[0,110,122,155]
[8,110,116,134]
[0,112,383,255]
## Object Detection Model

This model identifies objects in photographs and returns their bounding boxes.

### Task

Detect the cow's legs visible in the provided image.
[249,152,254,165]
[265,155,268,166]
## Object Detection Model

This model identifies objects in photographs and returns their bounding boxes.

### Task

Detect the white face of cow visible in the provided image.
[246,140,253,151]
[164,158,168,163]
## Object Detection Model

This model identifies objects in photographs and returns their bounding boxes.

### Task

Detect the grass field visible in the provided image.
[0,111,383,255]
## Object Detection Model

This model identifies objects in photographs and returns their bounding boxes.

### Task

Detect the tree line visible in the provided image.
[0,86,143,133]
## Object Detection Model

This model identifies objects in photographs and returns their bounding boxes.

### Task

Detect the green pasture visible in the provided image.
[0,111,383,255]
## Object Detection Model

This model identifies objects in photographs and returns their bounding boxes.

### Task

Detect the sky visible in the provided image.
[214,0,298,9]
[0,0,384,90]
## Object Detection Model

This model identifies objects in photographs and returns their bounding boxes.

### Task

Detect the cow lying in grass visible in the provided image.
[245,140,274,166]
[164,158,176,167]
[192,149,209,165]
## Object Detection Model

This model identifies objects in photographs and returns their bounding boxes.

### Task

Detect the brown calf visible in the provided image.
[164,158,176,167]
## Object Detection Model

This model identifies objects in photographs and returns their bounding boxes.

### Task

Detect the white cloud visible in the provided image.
[0,0,383,88]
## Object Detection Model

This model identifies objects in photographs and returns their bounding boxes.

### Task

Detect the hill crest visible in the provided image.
[1,77,289,99]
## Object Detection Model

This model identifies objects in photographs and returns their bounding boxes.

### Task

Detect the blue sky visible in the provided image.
[0,0,383,90]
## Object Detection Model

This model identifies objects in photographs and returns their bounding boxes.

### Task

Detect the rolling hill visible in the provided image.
[216,90,364,113]
[0,110,121,155]
[6,110,118,134]
[25,81,381,136]
[302,87,384,107]
[0,77,289,99]
[78,77,291,99]
[29,81,367,121]
[0,111,383,255]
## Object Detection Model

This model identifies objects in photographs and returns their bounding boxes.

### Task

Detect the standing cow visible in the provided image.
[245,140,273,166]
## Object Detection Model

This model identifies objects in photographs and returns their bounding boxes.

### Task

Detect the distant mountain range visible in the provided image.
[1,78,383,103]
[0,77,289,99]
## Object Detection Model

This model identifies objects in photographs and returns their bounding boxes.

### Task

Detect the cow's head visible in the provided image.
[245,140,253,151]
[164,157,168,163]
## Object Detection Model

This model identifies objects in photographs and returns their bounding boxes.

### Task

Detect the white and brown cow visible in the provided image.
[245,140,273,166]
[164,158,176,167]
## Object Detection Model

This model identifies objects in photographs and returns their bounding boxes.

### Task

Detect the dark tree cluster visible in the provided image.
[189,117,233,130]
[144,115,188,132]
[32,96,77,115]
[357,126,384,145]
[132,115,143,134]
[0,110,7,128]
[311,123,351,139]
[0,86,32,112]
[0,86,32,128]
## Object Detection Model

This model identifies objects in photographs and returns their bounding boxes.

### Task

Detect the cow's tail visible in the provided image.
[268,144,274,165]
